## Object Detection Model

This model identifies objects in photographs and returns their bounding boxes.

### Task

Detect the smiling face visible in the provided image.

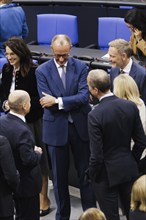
[108,46,127,69]
[52,43,71,67]
[5,46,20,69]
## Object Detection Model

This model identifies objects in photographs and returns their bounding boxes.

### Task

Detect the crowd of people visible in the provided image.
[0,2,146,220]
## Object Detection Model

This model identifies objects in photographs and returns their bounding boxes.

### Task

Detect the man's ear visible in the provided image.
[22,102,27,110]
[122,52,127,60]
[94,87,98,94]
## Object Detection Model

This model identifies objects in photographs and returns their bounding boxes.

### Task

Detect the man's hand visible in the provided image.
[40,92,56,108]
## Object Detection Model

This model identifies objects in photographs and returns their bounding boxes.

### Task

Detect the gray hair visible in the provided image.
[109,39,133,57]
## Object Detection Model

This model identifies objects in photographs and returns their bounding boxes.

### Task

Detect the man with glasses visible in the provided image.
[35,34,96,220]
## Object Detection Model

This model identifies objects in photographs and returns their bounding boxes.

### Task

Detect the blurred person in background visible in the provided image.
[0,0,28,58]
[124,8,146,59]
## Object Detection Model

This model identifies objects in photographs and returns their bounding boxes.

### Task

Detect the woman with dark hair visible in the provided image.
[124,8,146,57]
[0,37,51,217]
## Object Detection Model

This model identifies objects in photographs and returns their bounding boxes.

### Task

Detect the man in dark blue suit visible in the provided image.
[0,135,19,220]
[108,39,146,105]
[87,69,146,220]
[0,90,42,220]
[35,34,96,220]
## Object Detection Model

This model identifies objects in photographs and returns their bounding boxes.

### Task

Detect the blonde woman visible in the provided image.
[78,208,107,220]
[113,74,146,134]
[129,175,146,220]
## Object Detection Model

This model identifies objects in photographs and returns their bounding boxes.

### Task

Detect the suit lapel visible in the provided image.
[66,60,75,94]
[49,61,66,96]
[129,61,137,80]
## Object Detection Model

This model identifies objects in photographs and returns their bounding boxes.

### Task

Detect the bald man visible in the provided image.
[0,90,42,220]
[36,34,96,220]
[87,69,146,220]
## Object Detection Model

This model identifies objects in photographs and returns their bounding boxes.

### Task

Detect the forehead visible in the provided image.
[108,46,119,56]
[52,42,70,52]
[6,46,13,52]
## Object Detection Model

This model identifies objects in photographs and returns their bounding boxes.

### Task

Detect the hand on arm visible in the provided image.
[40,92,56,108]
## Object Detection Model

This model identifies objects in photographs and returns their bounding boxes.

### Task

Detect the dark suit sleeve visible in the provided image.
[87,112,104,181]
[62,63,90,111]
[0,136,19,192]
[18,130,41,167]
[132,106,146,162]
[140,73,146,105]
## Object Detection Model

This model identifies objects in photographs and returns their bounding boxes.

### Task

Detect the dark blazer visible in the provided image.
[0,113,42,197]
[36,57,91,146]
[0,135,19,218]
[88,95,146,187]
[0,65,43,123]
[110,60,146,105]
[129,210,146,220]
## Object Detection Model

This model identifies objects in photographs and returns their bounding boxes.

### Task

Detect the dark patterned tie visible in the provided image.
[119,69,125,74]
[60,66,66,89]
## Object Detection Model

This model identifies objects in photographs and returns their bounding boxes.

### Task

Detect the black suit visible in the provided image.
[110,60,146,105]
[129,210,146,220]
[0,135,19,220]
[88,95,146,220]
[0,114,42,220]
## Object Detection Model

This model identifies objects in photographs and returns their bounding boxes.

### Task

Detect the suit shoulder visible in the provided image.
[36,60,51,72]
[132,61,146,74]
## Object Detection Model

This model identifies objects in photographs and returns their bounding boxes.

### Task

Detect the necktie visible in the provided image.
[119,69,125,74]
[60,66,66,89]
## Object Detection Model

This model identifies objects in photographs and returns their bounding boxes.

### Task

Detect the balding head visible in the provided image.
[88,69,110,92]
[51,34,72,66]
[51,34,72,48]
[8,90,30,115]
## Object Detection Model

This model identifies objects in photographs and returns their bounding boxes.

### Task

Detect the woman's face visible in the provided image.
[126,22,136,32]
[5,46,20,68]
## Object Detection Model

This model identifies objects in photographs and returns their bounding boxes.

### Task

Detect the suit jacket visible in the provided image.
[0,114,42,197]
[88,95,146,187]
[36,57,91,146]
[0,3,28,58]
[0,135,19,217]
[129,210,146,220]
[110,60,146,105]
[1,65,43,123]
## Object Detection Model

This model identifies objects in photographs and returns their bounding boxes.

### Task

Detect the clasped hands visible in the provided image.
[40,92,56,108]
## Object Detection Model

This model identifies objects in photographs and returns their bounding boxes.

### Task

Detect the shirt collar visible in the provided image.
[54,59,68,68]
[122,58,132,74]
[99,92,114,101]
[0,4,7,7]
[10,111,26,122]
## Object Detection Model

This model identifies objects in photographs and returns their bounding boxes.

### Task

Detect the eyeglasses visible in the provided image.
[54,54,69,59]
